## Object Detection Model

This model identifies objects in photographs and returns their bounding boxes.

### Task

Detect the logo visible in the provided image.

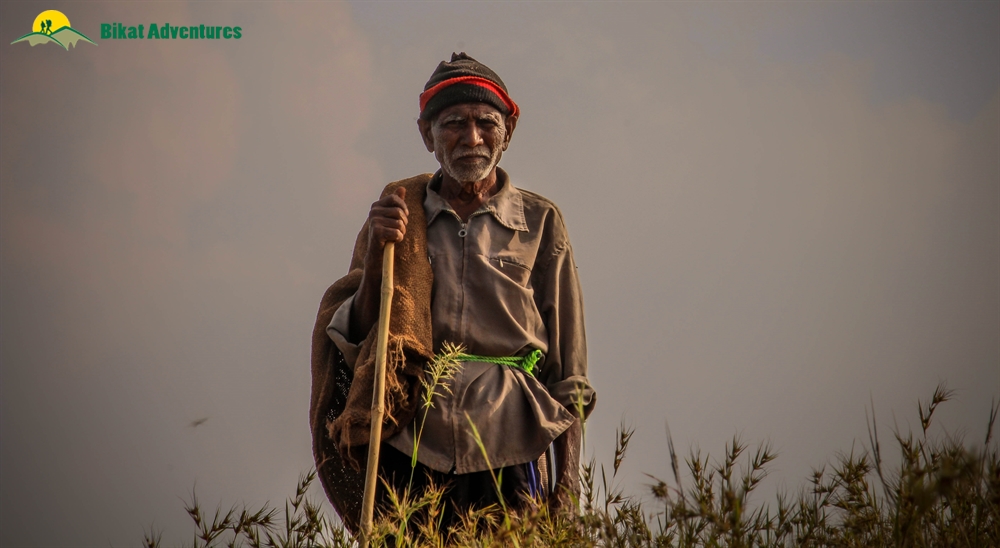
[10,10,96,50]
[100,23,242,40]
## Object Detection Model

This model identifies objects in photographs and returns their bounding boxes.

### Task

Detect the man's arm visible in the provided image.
[349,187,409,341]
[534,224,595,514]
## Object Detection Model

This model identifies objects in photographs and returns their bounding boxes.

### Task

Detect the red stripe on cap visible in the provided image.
[419,76,520,118]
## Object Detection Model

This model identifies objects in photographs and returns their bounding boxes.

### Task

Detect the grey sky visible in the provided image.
[1,2,997,546]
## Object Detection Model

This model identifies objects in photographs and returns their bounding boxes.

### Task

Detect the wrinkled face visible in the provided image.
[425,103,510,184]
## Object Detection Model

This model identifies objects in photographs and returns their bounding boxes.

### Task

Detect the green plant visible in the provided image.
[146,384,999,547]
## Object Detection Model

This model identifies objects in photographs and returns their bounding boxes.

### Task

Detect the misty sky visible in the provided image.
[1,2,997,546]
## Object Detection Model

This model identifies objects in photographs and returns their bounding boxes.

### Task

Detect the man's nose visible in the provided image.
[460,122,484,147]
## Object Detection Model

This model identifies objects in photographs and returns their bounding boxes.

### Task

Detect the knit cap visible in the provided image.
[419,52,520,121]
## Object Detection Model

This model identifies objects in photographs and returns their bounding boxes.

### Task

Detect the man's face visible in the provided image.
[421,103,513,184]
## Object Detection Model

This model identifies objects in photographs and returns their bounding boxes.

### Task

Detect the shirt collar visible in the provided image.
[424,167,528,232]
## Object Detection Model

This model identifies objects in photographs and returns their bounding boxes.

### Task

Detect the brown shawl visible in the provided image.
[309,174,435,533]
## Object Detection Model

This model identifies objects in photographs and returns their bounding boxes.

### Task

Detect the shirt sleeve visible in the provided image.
[535,240,597,420]
[326,293,362,371]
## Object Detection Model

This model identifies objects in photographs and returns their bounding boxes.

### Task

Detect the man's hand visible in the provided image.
[349,187,408,341]
[364,187,409,270]
[550,418,583,517]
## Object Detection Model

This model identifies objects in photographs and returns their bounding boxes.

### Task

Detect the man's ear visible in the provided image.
[502,113,518,151]
[417,118,435,152]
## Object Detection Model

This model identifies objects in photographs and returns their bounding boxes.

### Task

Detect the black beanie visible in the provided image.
[419,52,519,121]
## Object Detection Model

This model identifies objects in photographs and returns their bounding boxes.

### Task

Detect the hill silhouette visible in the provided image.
[10,26,96,50]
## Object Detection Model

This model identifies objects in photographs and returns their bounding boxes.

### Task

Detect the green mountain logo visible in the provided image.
[10,10,96,50]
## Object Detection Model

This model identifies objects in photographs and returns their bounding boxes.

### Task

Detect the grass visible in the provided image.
[144,384,999,547]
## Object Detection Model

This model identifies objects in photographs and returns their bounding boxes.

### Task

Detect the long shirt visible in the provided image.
[327,168,595,473]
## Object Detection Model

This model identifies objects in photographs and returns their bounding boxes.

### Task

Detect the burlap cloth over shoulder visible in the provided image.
[309,174,434,533]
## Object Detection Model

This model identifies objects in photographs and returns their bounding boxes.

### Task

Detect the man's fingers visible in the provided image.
[371,226,405,245]
[372,217,407,234]
[374,189,409,216]
[374,215,407,228]
[365,186,410,255]
[370,217,407,245]
[370,205,409,224]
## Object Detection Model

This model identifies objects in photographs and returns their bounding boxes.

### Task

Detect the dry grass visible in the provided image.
[145,384,999,547]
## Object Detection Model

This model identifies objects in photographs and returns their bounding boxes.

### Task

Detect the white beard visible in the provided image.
[441,146,502,183]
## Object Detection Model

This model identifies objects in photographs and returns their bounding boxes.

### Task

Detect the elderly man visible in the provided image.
[310,53,595,531]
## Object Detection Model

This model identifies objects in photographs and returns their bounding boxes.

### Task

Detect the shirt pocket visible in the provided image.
[487,254,532,287]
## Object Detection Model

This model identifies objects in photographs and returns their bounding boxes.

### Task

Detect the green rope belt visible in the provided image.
[454,348,543,377]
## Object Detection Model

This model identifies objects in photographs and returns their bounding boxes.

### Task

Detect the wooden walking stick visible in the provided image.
[359,241,394,548]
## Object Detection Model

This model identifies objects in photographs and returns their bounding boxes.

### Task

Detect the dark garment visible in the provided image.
[376,443,543,533]
[310,175,436,535]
